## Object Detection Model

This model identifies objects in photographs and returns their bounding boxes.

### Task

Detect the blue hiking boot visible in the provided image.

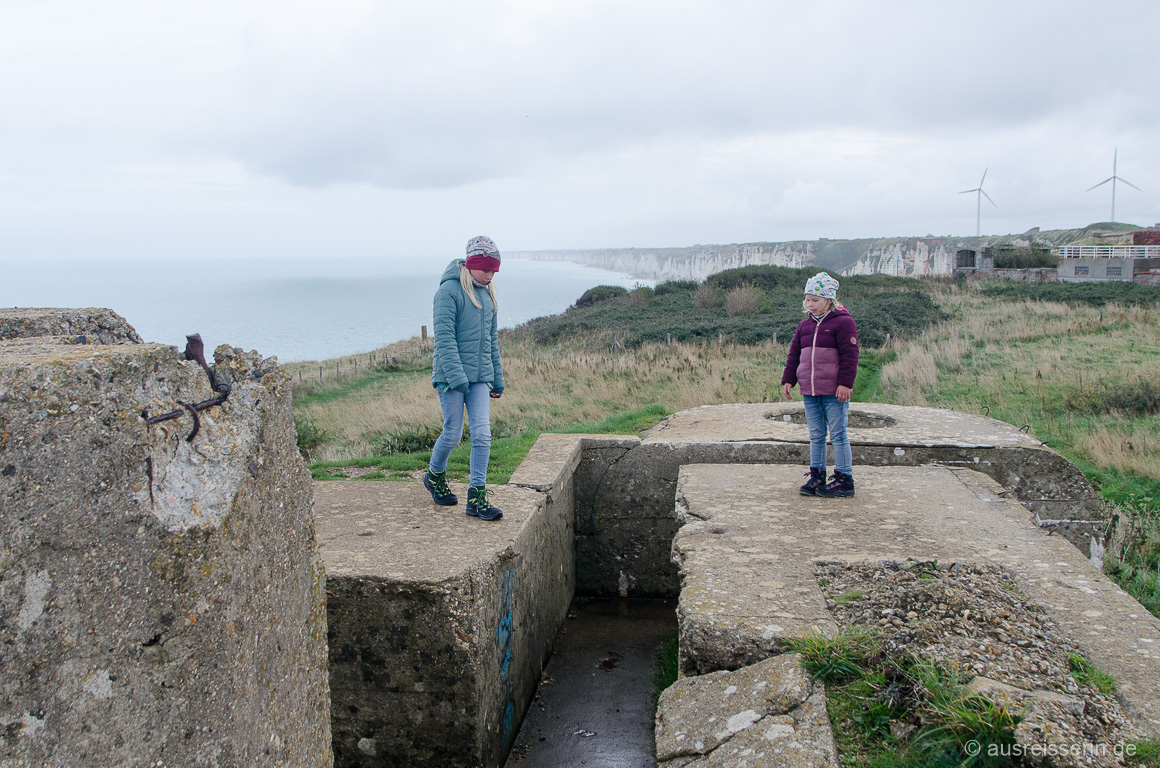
[799,467,826,496]
[466,485,503,521]
[423,469,458,506]
[816,470,855,498]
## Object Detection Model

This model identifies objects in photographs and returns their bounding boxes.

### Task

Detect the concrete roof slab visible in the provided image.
[313,481,544,582]
[674,464,1160,736]
[644,402,1042,449]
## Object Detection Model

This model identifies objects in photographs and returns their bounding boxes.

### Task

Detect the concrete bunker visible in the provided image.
[314,402,1137,766]
[6,308,1155,767]
[1,309,332,767]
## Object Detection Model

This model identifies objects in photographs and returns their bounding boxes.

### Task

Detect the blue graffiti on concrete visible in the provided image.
[497,564,516,747]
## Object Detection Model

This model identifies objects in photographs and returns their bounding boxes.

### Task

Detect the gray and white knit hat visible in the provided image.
[465,236,501,272]
[804,271,839,300]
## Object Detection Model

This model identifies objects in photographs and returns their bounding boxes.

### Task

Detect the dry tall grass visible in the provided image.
[294,334,790,462]
[876,284,1160,482]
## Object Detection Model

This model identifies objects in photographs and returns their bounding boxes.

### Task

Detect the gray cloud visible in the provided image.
[1,0,1157,261]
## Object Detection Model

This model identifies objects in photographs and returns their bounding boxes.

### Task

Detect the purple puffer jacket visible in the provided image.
[781,308,859,396]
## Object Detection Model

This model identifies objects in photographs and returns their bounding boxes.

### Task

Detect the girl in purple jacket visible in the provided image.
[781,272,859,498]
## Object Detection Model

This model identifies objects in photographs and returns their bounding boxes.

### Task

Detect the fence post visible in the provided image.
[421,326,428,342]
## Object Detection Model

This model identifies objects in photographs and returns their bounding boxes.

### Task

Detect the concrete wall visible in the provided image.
[323,438,578,767]
[1058,257,1135,282]
[570,438,1102,600]
[0,310,331,768]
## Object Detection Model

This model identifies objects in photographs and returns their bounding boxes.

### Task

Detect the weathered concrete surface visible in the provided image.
[655,653,836,767]
[0,307,143,344]
[570,403,1102,600]
[573,438,807,599]
[0,334,331,766]
[649,402,1103,549]
[673,464,1160,738]
[314,454,575,768]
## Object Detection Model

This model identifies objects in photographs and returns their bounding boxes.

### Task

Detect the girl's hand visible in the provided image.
[782,383,793,400]
[490,390,502,399]
[836,385,852,402]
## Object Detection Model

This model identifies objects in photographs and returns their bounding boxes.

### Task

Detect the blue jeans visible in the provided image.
[430,383,492,488]
[802,395,852,475]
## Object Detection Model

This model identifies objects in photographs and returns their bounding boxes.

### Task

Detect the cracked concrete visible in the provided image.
[673,463,1160,739]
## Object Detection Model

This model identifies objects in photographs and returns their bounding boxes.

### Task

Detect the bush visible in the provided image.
[981,281,1160,306]
[523,265,946,349]
[653,280,698,296]
[694,283,724,309]
[626,286,655,306]
[993,247,1055,269]
[294,417,327,459]
[1067,378,1160,416]
[724,283,765,317]
[574,285,628,308]
[373,424,444,455]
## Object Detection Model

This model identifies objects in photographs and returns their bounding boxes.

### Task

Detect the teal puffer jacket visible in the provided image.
[431,259,505,393]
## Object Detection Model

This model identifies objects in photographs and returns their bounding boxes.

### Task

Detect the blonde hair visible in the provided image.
[460,266,499,312]
[802,296,837,315]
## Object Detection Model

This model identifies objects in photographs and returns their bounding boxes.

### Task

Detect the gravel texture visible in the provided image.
[815,561,1148,767]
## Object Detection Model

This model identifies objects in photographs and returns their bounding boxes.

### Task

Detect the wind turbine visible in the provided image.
[960,168,996,237]
[1086,147,1140,223]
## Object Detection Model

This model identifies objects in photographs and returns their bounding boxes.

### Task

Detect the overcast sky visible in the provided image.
[2,0,1157,263]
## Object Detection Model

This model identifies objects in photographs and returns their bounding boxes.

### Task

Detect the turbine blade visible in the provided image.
[980,167,988,186]
[959,189,977,195]
[1120,177,1142,192]
[1086,177,1113,191]
[982,190,997,207]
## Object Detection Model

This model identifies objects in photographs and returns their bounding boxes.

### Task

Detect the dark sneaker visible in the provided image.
[466,485,503,521]
[816,470,855,498]
[799,467,826,496]
[423,469,458,506]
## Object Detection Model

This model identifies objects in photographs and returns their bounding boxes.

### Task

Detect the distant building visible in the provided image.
[1054,233,1160,282]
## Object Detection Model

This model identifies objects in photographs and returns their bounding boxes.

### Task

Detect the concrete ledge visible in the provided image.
[314,480,575,767]
[673,464,1160,737]
[0,307,143,344]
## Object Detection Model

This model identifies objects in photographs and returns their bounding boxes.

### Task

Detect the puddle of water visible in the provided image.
[505,598,677,768]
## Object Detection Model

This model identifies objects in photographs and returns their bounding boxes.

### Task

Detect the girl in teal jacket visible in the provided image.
[423,236,506,521]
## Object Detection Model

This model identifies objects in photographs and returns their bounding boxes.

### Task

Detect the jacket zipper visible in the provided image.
[478,287,487,373]
[808,311,830,395]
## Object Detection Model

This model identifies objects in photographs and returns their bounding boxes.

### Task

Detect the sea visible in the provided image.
[1,257,650,362]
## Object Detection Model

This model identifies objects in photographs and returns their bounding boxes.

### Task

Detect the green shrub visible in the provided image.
[574,285,629,308]
[981,281,1160,306]
[521,265,946,349]
[294,417,328,459]
[1066,378,1160,416]
[627,286,655,306]
[992,247,1055,269]
[373,424,444,455]
[654,280,698,296]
